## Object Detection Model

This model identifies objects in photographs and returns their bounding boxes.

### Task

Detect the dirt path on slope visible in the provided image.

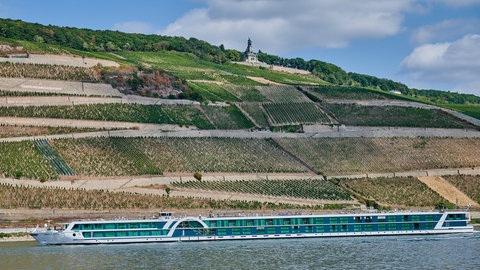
[417,176,479,207]
[246,76,283,85]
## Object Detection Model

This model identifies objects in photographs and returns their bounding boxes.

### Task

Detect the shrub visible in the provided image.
[193,172,202,181]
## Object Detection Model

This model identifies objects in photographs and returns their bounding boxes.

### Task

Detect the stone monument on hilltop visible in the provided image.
[243,38,258,63]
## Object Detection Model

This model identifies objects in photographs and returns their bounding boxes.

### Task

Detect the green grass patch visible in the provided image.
[119,51,221,80]
[0,232,29,239]
[441,104,480,120]
[220,74,263,85]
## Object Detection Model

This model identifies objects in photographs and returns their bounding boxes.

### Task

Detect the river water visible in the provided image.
[1,233,479,270]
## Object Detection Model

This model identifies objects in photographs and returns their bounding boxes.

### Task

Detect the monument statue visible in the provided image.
[244,38,258,63]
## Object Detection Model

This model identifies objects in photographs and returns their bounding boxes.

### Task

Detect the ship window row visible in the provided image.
[443,221,467,227]
[82,229,170,238]
[192,222,438,236]
[205,215,440,227]
[446,214,465,220]
[72,222,165,231]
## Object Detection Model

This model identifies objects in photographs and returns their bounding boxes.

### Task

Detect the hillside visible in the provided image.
[1,18,479,105]
[0,19,479,224]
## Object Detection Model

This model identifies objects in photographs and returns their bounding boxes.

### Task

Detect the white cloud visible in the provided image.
[113,21,154,34]
[411,19,480,44]
[159,0,413,54]
[401,35,480,95]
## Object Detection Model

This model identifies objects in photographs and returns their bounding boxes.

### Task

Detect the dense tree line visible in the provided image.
[0,18,227,63]
[258,52,350,85]
[404,88,480,104]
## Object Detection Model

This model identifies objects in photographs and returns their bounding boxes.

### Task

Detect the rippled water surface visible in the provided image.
[1,233,479,269]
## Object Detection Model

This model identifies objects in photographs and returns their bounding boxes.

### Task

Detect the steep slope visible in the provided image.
[417,176,479,208]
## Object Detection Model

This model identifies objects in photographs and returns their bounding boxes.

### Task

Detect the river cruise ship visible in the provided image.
[30,211,474,245]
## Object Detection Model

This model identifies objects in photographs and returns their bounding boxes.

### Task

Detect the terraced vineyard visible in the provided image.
[201,105,254,129]
[172,179,352,201]
[275,137,480,175]
[188,82,241,102]
[338,177,448,207]
[0,141,58,180]
[323,104,477,129]
[256,85,311,103]
[0,125,101,138]
[223,85,267,102]
[0,90,80,96]
[238,103,269,127]
[0,103,215,129]
[50,137,162,177]
[263,102,332,125]
[308,85,400,100]
[49,137,308,177]
[3,137,478,180]
[0,62,99,82]
[33,139,74,176]
[444,175,480,204]
[137,137,308,173]
[0,183,311,210]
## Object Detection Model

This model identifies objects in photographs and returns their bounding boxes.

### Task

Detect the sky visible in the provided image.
[0,0,479,96]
